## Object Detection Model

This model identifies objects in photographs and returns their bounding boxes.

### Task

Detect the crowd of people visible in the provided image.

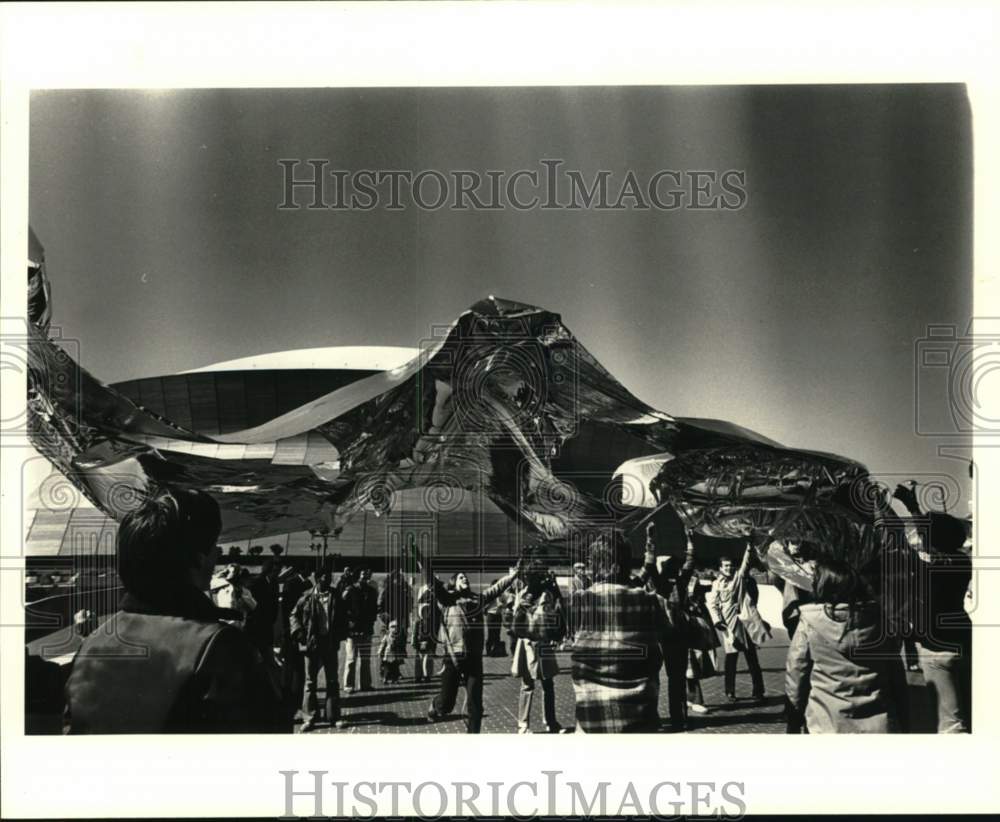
[57,481,972,735]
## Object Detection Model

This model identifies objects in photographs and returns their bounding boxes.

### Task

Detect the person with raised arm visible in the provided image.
[893,483,972,733]
[566,529,670,733]
[709,541,769,704]
[645,523,699,731]
[405,535,524,733]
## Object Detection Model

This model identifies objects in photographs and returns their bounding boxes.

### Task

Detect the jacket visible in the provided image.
[709,554,771,654]
[430,572,517,663]
[343,581,379,636]
[646,552,696,646]
[412,614,438,652]
[914,550,972,653]
[278,569,311,632]
[567,582,668,733]
[245,574,279,647]
[65,586,287,733]
[378,631,405,664]
[511,637,559,681]
[290,587,346,652]
[785,602,898,734]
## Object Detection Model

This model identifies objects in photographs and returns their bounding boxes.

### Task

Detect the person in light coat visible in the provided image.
[509,574,565,733]
[785,557,900,734]
[708,543,769,702]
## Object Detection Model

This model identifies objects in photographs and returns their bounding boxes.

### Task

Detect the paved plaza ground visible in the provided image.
[301,628,936,734]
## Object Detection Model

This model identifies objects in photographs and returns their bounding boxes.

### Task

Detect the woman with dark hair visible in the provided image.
[784,555,899,733]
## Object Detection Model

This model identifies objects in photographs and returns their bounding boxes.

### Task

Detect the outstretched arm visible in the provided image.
[738,541,755,578]
[893,482,923,517]
[481,557,527,605]
[677,531,697,589]
[404,534,454,606]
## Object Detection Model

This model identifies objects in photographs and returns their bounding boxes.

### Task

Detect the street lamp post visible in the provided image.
[308,527,332,572]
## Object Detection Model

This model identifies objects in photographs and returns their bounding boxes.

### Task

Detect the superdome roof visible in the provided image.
[182,346,419,374]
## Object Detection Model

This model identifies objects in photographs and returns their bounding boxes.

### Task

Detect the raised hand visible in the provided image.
[405,533,424,571]
[893,482,921,514]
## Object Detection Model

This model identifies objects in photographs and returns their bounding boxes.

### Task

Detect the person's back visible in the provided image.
[915,518,972,653]
[64,486,287,734]
[786,602,896,733]
[568,531,668,733]
[67,592,282,733]
[569,582,665,732]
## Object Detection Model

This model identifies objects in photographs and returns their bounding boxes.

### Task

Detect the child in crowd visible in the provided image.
[379,620,405,684]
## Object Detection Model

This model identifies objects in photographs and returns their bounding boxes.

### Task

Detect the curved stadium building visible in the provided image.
[26,345,667,566]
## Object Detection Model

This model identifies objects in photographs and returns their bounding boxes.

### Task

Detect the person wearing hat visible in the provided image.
[211,563,257,625]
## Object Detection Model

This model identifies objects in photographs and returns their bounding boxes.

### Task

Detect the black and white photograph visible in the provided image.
[2,3,998,819]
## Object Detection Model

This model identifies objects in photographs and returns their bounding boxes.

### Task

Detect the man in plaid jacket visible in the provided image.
[567,529,669,733]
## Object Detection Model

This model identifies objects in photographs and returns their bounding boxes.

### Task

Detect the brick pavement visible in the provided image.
[300,628,935,734]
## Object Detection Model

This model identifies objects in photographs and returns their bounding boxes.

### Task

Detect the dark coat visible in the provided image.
[65,586,288,734]
[245,573,279,648]
[290,587,347,651]
[343,581,379,636]
[278,569,311,633]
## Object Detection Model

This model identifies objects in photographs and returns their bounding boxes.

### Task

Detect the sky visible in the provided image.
[28,86,973,511]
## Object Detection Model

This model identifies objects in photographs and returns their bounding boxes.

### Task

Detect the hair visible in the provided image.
[117,485,221,599]
[589,530,631,584]
[794,540,821,561]
[811,556,875,627]
[929,512,967,554]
